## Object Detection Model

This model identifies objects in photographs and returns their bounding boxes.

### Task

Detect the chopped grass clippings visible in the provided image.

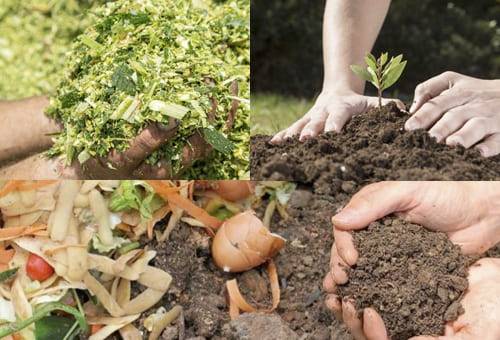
[44,0,250,179]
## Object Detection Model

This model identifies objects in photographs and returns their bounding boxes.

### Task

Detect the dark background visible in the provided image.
[251,0,500,98]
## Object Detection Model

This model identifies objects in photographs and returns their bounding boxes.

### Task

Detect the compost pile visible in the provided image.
[46,0,250,179]
[0,0,106,99]
[337,219,473,339]
[251,102,500,182]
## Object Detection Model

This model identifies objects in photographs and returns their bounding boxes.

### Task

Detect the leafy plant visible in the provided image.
[351,52,407,109]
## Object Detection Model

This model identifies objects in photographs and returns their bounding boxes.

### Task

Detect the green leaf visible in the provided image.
[80,36,104,54]
[35,316,76,340]
[350,65,374,83]
[367,67,380,89]
[0,268,18,282]
[0,302,88,339]
[109,180,163,220]
[379,52,388,66]
[364,53,377,71]
[202,128,235,154]
[382,54,403,76]
[381,60,407,91]
[111,64,137,95]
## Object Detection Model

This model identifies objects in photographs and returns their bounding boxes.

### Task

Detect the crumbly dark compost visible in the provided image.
[337,218,473,340]
[251,102,500,182]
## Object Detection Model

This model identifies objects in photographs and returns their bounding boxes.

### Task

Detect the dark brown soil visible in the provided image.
[336,219,473,340]
[135,180,500,340]
[250,103,500,183]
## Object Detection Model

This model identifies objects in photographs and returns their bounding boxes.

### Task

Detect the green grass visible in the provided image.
[251,94,313,135]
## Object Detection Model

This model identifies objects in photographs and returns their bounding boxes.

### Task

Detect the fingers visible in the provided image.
[324,104,353,133]
[363,308,389,340]
[446,117,499,148]
[331,243,349,284]
[409,71,458,114]
[405,91,468,131]
[408,337,438,340]
[343,300,367,340]
[332,182,417,231]
[428,106,474,142]
[476,133,500,157]
[325,294,343,321]
[112,120,179,169]
[323,271,336,293]
[299,110,328,141]
[132,160,173,179]
[181,131,213,169]
[333,227,358,266]
[270,117,310,144]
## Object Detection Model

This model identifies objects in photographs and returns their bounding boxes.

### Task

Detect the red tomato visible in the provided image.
[26,253,54,281]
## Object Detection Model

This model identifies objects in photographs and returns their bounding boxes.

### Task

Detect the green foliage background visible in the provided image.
[251,0,500,98]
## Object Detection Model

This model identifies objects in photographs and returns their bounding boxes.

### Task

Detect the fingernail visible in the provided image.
[405,118,420,131]
[332,208,357,227]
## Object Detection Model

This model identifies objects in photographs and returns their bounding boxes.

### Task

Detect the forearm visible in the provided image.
[322,0,390,94]
[0,96,60,164]
[0,154,61,179]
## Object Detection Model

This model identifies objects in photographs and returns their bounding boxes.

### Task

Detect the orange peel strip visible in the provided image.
[0,225,47,241]
[226,260,281,320]
[16,180,58,191]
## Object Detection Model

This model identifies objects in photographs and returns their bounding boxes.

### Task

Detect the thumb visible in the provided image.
[113,119,179,169]
[332,182,418,230]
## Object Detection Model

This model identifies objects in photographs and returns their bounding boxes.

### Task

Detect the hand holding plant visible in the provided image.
[351,53,407,109]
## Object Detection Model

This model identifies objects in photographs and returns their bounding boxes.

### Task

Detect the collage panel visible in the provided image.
[251,0,500,182]
[0,180,498,340]
[0,0,249,180]
[0,0,499,339]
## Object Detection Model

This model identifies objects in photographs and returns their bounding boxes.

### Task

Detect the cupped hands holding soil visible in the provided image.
[325,181,500,340]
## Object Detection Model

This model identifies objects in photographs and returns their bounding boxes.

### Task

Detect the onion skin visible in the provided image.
[212,181,255,202]
[211,211,285,273]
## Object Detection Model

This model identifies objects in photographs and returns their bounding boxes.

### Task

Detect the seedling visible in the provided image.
[351,52,407,109]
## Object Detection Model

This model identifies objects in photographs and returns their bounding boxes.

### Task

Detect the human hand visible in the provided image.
[61,121,212,179]
[270,90,404,143]
[405,71,500,157]
[325,258,500,340]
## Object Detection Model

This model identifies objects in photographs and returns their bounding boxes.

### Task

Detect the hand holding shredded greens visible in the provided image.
[46,0,250,179]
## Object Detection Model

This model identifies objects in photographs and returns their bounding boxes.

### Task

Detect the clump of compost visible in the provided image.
[251,102,500,182]
[46,0,249,179]
[336,218,472,340]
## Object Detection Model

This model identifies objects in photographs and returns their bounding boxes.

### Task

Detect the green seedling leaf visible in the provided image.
[0,268,18,282]
[381,60,407,90]
[382,54,403,76]
[350,65,374,83]
[367,67,380,88]
[379,52,388,66]
[364,53,377,71]
[202,128,235,154]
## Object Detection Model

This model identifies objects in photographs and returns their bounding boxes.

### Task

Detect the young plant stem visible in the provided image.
[377,63,383,109]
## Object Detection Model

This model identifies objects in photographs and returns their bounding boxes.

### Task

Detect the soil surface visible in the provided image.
[336,219,473,340]
[251,103,500,182]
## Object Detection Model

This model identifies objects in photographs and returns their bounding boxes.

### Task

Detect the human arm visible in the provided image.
[271,0,403,143]
[0,96,60,164]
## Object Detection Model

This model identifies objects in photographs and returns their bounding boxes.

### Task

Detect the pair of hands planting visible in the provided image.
[272,72,500,157]
[0,96,212,179]
[324,182,500,340]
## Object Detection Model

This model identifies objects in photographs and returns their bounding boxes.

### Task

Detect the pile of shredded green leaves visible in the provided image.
[45,0,249,179]
[0,0,107,99]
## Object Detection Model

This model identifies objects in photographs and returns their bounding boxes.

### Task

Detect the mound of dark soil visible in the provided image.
[251,102,500,183]
[337,218,473,340]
